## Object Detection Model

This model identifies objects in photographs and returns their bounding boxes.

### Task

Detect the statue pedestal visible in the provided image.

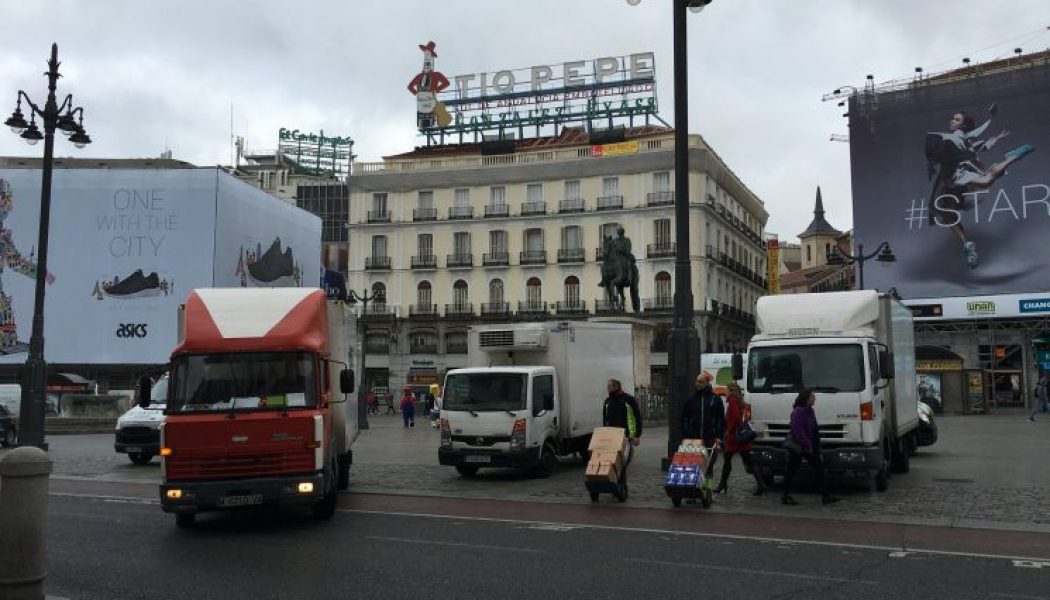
[589,316,654,390]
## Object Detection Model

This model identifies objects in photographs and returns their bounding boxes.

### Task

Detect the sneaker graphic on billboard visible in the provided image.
[962,241,980,270]
[102,269,163,299]
[246,238,296,286]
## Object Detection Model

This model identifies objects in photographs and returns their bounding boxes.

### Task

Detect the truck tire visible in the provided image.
[128,452,154,465]
[311,463,338,520]
[455,465,480,477]
[533,443,558,479]
[175,513,196,529]
[891,437,911,474]
[337,453,351,491]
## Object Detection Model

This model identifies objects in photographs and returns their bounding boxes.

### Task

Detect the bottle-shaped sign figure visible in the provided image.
[407,41,452,129]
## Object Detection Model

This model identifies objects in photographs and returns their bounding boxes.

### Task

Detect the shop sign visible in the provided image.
[1019,298,1050,314]
[966,301,996,316]
[916,360,963,372]
[767,238,780,294]
[590,140,639,157]
[411,359,435,367]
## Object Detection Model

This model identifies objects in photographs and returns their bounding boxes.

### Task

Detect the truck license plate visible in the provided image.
[218,494,263,507]
[125,447,142,453]
[464,455,491,464]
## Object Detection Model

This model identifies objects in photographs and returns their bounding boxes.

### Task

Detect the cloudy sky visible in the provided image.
[1,1,1046,240]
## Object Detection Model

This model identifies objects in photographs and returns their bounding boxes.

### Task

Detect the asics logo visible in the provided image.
[116,323,149,339]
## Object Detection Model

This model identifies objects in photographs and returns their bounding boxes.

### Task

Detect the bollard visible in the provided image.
[0,447,53,600]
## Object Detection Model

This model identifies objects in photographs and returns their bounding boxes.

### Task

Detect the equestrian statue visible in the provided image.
[599,227,640,313]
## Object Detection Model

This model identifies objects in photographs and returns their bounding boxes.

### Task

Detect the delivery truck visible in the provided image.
[743,290,918,491]
[439,321,648,477]
[138,288,357,527]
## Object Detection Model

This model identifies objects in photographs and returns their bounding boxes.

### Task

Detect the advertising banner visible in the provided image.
[849,61,1050,298]
[0,168,320,365]
[767,239,780,294]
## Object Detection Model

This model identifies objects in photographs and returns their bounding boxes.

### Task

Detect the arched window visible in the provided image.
[416,281,432,307]
[526,277,542,306]
[564,276,580,307]
[489,278,504,305]
[453,279,468,307]
[655,271,672,302]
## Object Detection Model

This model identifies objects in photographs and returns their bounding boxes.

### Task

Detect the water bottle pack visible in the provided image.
[665,464,703,488]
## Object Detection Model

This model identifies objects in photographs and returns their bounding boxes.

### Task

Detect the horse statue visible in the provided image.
[598,229,640,313]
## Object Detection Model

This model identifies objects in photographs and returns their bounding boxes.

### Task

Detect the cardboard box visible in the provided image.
[589,427,628,453]
[586,448,624,483]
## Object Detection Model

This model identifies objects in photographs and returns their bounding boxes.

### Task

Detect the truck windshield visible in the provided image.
[148,376,168,409]
[748,344,865,393]
[168,352,317,413]
[443,373,527,412]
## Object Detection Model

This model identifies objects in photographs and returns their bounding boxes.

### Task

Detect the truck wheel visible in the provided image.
[175,513,196,529]
[129,452,154,465]
[891,438,911,474]
[337,453,351,491]
[534,444,558,479]
[455,465,480,477]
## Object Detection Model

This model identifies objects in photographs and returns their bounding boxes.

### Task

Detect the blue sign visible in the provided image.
[321,269,347,301]
[1019,298,1050,314]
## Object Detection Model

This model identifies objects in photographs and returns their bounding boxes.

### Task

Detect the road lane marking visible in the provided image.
[365,535,543,553]
[342,508,1050,564]
[991,594,1050,600]
[626,558,878,585]
[1011,560,1050,569]
[52,492,157,504]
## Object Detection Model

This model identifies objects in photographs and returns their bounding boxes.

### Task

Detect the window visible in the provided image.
[454,188,470,207]
[371,235,387,257]
[454,232,471,255]
[868,345,880,386]
[524,229,544,252]
[600,222,620,244]
[526,277,542,305]
[453,280,468,306]
[564,276,580,306]
[806,245,812,263]
[532,374,554,414]
[654,219,671,245]
[564,180,581,200]
[653,171,670,192]
[747,344,866,393]
[417,234,433,257]
[602,177,620,197]
[371,193,388,214]
[489,279,504,304]
[411,330,437,352]
[655,271,672,301]
[526,183,543,203]
[417,281,432,306]
[490,230,507,253]
[372,282,386,306]
[446,331,467,353]
[417,190,434,209]
[489,186,506,206]
[561,226,581,250]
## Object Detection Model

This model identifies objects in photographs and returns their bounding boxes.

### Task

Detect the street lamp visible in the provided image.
[826,242,896,290]
[347,287,384,430]
[5,44,91,449]
[628,0,710,466]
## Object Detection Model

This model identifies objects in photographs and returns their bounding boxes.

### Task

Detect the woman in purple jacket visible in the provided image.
[782,389,840,506]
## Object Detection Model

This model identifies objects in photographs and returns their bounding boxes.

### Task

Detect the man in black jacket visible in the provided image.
[681,372,725,479]
[602,378,643,487]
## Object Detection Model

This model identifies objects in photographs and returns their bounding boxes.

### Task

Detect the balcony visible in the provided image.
[444,303,474,319]
[411,344,438,354]
[647,191,675,206]
[643,297,674,312]
[446,342,468,354]
[361,304,394,319]
[364,256,391,270]
[557,248,586,264]
[366,210,390,223]
[364,341,390,354]
[449,206,474,220]
[409,304,438,319]
[521,201,547,216]
[559,198,585,213]
[482,251,510,267]
[646,242,676,259]
[596,195,623,211]
[518,301,548,317]
[411,255,437,270]
[519,250,547,265]
[484,204,510,218]
[555,300,587,315]
[481,302,511,318]
[446,253,473,268]
[413,207,437,221]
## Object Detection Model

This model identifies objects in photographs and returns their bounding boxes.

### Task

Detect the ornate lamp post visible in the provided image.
[348,287,385,430]
[827,242,896,290]
[627,0,711,465]
[4,44,92,449]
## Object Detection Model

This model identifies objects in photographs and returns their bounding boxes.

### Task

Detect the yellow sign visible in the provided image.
[591,141,639,157]
[767,239,780,294]
[917,360,963,372]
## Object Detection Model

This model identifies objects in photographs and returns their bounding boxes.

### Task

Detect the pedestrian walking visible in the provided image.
[400,386,416,428]
[781,389,839,506]
[429,383,442,428]
[601,378,643,490]
[716,381,765,496]
[1027,372,1048,422]
[365,390,378,416]
[681,371,725,481]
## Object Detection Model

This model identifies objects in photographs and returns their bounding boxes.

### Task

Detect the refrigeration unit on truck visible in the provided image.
[439,321,644,478]
[743,290,918,492]
[138,288,358,527]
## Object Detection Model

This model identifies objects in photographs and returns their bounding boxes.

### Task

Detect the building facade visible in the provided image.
[345,127,768,396]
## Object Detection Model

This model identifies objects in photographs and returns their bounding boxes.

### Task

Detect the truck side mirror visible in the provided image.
[339,369,355,395]
[731,353,744,381]
[137,376,152,409]
[879,350,895,380]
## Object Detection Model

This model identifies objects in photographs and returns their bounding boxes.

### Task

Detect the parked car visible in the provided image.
[0,403,16,447]
[115,375,167,465]
[916,400,938,447]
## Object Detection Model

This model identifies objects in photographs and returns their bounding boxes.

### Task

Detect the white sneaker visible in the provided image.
[963,241,979,269]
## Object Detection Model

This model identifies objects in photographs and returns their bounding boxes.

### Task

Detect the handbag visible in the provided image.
[782,433,802,456]
[735,420,757,445]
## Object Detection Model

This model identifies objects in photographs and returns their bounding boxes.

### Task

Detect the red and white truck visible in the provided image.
[138,288,358,527]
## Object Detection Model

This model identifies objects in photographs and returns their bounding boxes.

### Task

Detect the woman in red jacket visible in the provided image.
[715,382,765,495]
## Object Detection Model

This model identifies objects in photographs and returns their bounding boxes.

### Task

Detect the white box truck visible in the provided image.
[743,290,918,491]
[439,321,647,477]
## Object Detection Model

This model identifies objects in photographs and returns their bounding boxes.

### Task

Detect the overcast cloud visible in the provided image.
[1,0,1046,241]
